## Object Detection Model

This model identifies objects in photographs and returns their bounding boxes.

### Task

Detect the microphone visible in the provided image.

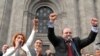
[67,37,72,41]
[19,41,23,47]
[68,37,71,40]
[65,37,72,43]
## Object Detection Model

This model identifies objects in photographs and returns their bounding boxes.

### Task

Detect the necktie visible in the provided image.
[67,42,73,56]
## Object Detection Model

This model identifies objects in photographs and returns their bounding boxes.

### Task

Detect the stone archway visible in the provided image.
[24,0,61,53]
[23,0,70,53]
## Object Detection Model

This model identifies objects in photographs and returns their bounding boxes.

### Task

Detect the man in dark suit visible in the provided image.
[47,13,98,56]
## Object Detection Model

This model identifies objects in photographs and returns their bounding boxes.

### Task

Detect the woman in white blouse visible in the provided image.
[3,18,39,56]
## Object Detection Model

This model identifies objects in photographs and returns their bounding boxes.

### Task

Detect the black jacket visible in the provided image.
[0,51,3,56]
[48,27,97,56]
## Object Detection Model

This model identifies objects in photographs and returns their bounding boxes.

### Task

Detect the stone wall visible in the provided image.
[0,0,100,53]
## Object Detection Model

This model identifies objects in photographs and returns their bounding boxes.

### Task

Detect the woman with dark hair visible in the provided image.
[3,18,38,56]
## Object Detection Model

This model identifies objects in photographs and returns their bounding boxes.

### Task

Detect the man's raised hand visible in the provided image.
[91,18,98,27]
[49,13,57,23]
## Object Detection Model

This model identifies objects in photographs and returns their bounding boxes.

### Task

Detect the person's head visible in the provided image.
[34,39,43,49]
[95,49,100,56]
[62,27,72,40]
[95,42,100,56]
[2,44,9,53]
[12,33,26,47]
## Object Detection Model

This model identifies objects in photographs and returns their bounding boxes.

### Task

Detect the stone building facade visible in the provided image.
[0,0,100,54]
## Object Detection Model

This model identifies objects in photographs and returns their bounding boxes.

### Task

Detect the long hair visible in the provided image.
[12,33,26,47]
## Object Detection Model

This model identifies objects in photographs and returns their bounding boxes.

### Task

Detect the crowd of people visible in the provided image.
[0,12,99,56]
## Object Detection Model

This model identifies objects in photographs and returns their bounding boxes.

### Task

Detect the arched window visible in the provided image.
[36,6,53,33]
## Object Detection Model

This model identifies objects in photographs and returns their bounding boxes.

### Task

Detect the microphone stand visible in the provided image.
[71,41,80,56]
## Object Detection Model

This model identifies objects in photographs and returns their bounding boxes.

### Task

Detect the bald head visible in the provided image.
[62,27,72,40]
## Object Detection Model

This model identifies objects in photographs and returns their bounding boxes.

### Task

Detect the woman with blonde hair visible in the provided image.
[3,18,39,56]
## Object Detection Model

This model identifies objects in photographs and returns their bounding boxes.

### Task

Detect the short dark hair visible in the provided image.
[34,38,43,43]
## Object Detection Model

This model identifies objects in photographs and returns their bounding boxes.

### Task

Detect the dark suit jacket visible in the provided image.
[48,27,97,56]
[0,51,3,56]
